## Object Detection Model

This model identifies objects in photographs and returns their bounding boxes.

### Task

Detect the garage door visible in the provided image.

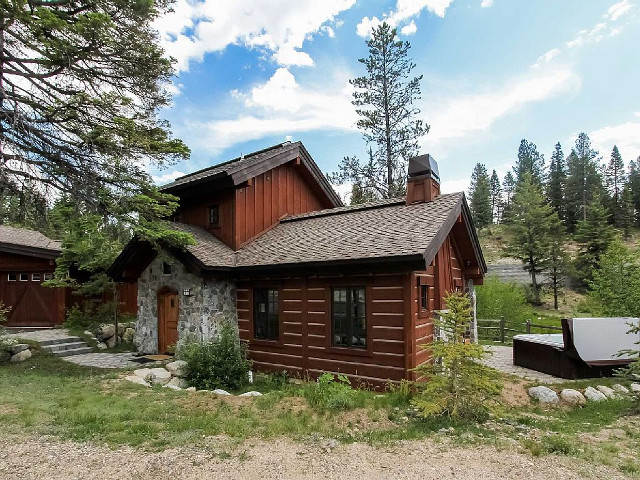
[0,272,59,326]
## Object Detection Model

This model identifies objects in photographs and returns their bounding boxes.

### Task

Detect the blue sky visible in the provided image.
[151,0,640,199]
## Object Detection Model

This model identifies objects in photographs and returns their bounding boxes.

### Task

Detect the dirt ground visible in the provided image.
[0,433,632,480]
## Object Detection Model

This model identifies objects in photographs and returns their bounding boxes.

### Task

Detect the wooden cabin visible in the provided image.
[111,141,486,385]
[0,225,66,327]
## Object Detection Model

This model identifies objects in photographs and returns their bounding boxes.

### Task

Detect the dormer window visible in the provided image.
[209,205,220,228]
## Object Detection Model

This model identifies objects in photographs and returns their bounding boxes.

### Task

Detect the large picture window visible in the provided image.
[254,288,279,340]
[332,287,366,348]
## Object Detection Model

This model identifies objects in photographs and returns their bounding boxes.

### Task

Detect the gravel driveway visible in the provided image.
[0,434,631,480]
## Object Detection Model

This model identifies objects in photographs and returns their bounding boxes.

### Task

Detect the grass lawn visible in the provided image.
[1,352,639,476]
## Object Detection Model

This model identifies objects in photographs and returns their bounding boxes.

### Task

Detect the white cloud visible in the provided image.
[422,68,581,146]
[590,121,640,161]
[356,0,454,38]
[606,0,633,21]
[152,170,187,185]
[532,48,561,68]
[480,0,493,7]
[155,0,356,72]
[401,20,418,35]
[440,178,469,194]
[194,68,358,151]
[634,111,640,118]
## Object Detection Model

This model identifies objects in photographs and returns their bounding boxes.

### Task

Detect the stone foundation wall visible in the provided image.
[135,253,238,353]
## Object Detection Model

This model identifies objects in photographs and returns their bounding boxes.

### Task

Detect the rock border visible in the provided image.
[528,382,639,405]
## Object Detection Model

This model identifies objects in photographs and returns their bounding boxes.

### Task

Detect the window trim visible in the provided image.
[162,262,172,276]
[326,286,372,356]
[209,204,220,228]
[32,273,42,282]
[7,273,17,282]
[252,287,282,344]
[19,273,29,282]
[43,273,53,281]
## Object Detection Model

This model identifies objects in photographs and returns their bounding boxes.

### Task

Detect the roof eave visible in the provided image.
[0,242,60,260]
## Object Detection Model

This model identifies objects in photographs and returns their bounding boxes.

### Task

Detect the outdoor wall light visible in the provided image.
[183,288,192,297]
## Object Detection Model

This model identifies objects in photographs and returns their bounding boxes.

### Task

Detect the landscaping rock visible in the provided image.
[133,368,153,381]
[146,368,172,385]
[95,324,115,341]
[84,330,94,337]
[117,324,126,336]
[212,389,232,396]
[166,377,189,389]
[631,383,640,393]
[105,335,117,348]
[560,389,586,406]
[166,360,188,377]
[612,384,629,394]
[11,344,30,355]
[596,385,617,399]
[162,383,182,391]
[528,386,559,404]
[239,391,263,397]
[122,328,135,344]
[97,342,107,350]
[584,386,607,402]
[124,375,150,387]
[186,387,196,392]
[10,349,32,363]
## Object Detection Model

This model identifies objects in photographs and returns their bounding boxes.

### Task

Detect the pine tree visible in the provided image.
[619,185,635,238]
[501,171,516,221]
[331,22,428,198]
[489,170,502,223]
[545,214,569,310]
[627,159,640,225]
[547,142,566,221]
[605,145,626,227]
[514,139,545,186]
[564,133,605,231]
[505,173,556,305]
[575,192,616,286]
[469,163,492,229]
[413,291,502,420]
[350,181,378,205]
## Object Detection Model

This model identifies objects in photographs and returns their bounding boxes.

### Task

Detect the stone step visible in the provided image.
[41,341,89,353]
[38,336,83,347]
[52,347,93,357]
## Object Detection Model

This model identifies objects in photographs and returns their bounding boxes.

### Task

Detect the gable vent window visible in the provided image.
[162,262,172,275]
[209,205,220,227]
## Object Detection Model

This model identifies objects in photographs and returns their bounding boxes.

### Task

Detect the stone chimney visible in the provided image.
[406,154,440,205]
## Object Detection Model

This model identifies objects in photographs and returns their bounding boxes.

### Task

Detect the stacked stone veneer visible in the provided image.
[135,253,238,353]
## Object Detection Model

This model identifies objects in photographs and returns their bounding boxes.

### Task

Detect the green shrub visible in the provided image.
[303,373,363,410]
[181,321,251,391]
[413,291,503,421]
[64,301,118,331]
[0,303,15,357]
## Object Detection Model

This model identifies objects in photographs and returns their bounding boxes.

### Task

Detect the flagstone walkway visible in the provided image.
[62,352,141,369]
[481,345,565,384]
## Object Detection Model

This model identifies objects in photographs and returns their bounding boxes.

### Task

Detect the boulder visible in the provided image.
[163,383,182,391]
[612,384,630,394]
[117,324,126,336]
[95,324,115,342]
[97,342,108,350]
[166,377,189,389]
[105,335,117,348]
[584,386,607,402]
[124,375,150,387]
[631,383,640,393]
[596,385,617,399]
[10,349,32,363]
[560,389,586,406]
[165,360,188,377]
[239,391,263,397]
[186,387,196,392]
[146,368,172,385]
[84,330,94,338]
[133,368,153,381]
[122,328,135,344]
[11,344,30,355]
[212,389,232,396]
[528,386,559,404]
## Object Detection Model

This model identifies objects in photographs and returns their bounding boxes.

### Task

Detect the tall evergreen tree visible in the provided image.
[574,192,616,286]
[501,171,516,221]
[505,173,555,305]
[547,142,566,221]
[489,170,502,223]
[545,214,569,310]
[605,145,626,227]
[628,159,640,225]
[564,133,604,231]
[331,22,428,198]
[514,139,545,186]
[350,181,378,205]
[469,163,492,229]
[619,185,635,238]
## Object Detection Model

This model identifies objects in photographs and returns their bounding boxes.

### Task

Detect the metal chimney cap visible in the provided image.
[408,154,439,180]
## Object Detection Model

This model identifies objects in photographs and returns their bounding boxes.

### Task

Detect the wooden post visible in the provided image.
[526,319,531,334]
[499,316,505,344]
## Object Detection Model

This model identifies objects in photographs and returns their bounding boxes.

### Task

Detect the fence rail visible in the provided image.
[477,317,562,343]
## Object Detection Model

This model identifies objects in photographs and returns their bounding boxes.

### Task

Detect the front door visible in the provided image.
[157,291,179,353]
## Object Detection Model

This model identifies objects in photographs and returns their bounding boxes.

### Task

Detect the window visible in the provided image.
[19,273,29,282]
[43,273,53,281]
[7,273,16,282]
[162,262,172,275]
[32,273,41,282]
[254,288,279,340]
[332,287,366,348]
[209,205,220,227]
[420,284,429,311]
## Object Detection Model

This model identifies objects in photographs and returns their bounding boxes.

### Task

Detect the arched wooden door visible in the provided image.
[157,288,179,354]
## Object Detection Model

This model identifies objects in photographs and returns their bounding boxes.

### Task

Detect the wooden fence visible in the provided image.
[477,317,563,343]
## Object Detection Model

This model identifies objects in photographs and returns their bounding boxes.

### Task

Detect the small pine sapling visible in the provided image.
[413,291,502,421]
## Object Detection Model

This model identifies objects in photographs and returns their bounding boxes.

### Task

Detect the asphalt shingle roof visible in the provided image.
[168,193,465,269]
[0,225,61,253]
